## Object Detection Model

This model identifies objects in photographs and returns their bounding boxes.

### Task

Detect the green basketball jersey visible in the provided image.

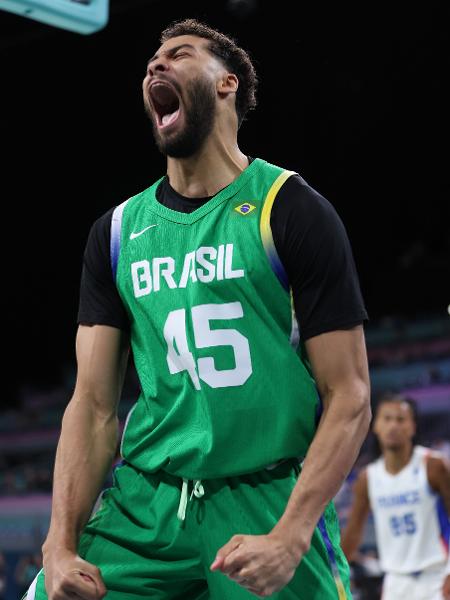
[113,158,320,479]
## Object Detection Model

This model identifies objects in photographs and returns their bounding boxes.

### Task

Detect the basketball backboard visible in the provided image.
[0,0,109,34]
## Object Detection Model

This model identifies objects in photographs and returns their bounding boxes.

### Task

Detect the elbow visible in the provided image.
[63,391,119,430]
[322,379,372,438]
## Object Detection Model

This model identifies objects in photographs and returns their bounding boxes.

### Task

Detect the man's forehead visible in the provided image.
[378,401,412,416]
[157,34,209,54]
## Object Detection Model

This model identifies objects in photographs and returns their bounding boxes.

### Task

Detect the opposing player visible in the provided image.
[342,394,450,599]
[27,18,371,599]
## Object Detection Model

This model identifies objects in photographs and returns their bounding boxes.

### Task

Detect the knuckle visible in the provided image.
[223,560,234,573]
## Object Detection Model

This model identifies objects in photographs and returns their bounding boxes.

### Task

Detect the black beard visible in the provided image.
[146,77,216,158]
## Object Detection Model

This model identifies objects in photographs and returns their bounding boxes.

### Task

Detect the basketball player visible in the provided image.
[26,19,371,600]
[341,394,450,599]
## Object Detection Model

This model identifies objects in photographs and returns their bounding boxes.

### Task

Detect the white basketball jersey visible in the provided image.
[367,445,449,574]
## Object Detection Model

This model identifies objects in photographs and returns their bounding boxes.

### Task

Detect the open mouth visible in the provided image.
[149,81,181,129]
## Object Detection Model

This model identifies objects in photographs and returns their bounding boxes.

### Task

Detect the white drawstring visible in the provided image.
[191,480,204,500]
[176,460,302,522]
[177,479,204,521]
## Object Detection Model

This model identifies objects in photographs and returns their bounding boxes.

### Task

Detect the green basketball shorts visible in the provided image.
[26,459,351,599]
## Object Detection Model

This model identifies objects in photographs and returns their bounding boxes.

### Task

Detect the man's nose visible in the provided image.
[147,57,169,78]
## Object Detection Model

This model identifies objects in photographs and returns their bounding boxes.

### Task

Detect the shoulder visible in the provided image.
[277,172,335,208]
[88,186,155,245]
[272,172,347,236]
[270,169,340,222]
[366,456,384,477]
[85,207,115,252]
[416,444,446,465]
[253,159,340,223]
[424,447,450,487]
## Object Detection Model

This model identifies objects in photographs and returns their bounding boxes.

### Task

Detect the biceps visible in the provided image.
[75,324,129,409]
[305,326,370,399]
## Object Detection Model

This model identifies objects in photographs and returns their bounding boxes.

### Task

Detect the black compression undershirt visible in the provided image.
[78,166,368,340]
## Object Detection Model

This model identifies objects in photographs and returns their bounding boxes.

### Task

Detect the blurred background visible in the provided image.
[0,1,449,598]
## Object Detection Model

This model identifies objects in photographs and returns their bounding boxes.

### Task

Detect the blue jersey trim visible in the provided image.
[436,495,450,553]
[317,515,349,598]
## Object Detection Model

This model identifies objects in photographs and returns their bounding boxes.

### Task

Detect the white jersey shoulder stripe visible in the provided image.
[110,199,130,281]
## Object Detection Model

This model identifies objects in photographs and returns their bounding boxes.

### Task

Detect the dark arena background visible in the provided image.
[1,1,449,598]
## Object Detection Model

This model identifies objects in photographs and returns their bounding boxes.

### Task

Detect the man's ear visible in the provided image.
[218,73,239,95]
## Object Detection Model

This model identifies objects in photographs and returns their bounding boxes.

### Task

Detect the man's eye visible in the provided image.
[175,52,189,59]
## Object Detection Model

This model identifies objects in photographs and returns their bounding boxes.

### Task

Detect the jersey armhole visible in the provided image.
[259,169,295,292]
[259,169,299,349]
[110,199,130,282]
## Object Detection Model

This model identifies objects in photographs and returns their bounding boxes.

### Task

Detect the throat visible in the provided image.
[384,446,414,474]
[166,150,250,198]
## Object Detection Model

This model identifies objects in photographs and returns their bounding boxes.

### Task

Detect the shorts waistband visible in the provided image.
[171,457,302,522]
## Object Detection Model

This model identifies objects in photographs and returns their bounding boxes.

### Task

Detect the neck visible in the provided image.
[383,443,414,474]
[166,123,248,198]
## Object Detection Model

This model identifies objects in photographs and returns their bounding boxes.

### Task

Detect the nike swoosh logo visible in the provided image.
[129,224,158,240]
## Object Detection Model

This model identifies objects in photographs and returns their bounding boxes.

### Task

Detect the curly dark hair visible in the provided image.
[160,18,258,128]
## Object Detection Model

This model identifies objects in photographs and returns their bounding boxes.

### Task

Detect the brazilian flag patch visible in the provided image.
[234,202,256,215]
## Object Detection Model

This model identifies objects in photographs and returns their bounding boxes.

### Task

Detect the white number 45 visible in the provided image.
[163,302,252,390]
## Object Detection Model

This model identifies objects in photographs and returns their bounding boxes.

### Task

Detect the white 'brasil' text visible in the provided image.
[131,243,244,297]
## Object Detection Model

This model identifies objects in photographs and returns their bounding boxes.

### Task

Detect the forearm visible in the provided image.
[44,394,119,553]
[272,387,370,555]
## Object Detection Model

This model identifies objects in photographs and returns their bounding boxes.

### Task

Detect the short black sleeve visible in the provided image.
[270,175,368,340]
[77,208,129,331]
[77,172,367,337]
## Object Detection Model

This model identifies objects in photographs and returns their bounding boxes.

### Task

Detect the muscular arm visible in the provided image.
[212,326,371,596]
[209,178,370,595]
[271,325,371,555]
[42,324,129,598]
[427,455,450,514]
[340,469,371,561]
